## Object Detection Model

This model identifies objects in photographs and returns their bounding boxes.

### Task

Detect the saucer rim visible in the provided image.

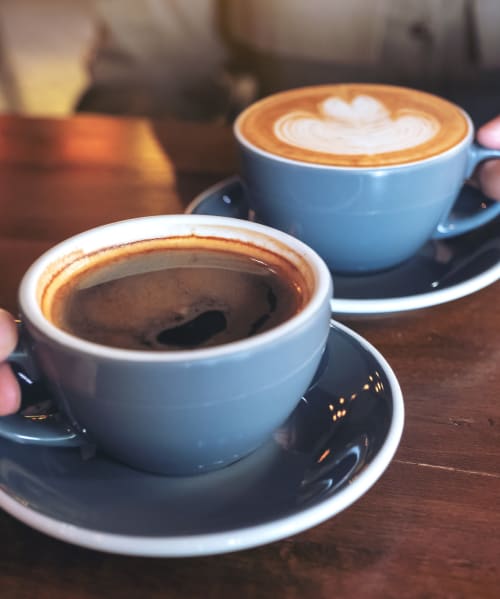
[186,177,500,315]
[0,320,404,557]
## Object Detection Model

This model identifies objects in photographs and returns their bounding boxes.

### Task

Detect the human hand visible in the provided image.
[476,116,500,201]
[0,309,21,416]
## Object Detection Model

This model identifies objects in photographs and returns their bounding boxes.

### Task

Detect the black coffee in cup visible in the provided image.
[42,236,309,350]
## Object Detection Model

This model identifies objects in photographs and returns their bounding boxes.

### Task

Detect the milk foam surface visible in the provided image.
[274,95,440,155]
[236,84,469,167]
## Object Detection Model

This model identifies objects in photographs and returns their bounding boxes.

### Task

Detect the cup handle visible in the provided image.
[0,321,83,447]
[433,144,500,239]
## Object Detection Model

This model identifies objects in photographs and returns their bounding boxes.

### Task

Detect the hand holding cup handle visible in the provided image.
[475,116,500,202]
[0,309,21,416]
[0,309,81,446]
[433,142,500,239]
[434,115,500,238]
[1,317,82,446]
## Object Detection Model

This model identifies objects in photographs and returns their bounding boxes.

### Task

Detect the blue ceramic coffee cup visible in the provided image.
[234,85,500,273]
[0,215,332,475]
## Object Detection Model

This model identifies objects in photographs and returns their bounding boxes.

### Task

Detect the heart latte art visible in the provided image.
[236,84,469,167]
[274,95,440,156]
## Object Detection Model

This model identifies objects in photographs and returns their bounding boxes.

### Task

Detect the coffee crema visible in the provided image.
[235,84,469,167]
[41,237,309,351]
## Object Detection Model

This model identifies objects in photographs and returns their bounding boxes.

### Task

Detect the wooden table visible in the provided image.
[0,114,498,598]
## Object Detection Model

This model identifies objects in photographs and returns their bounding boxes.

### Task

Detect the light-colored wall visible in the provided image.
[0,0,95,115]
[0,0,499,117]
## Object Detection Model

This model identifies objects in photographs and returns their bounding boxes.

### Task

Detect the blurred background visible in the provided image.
[0,0,93,115]
[0,0,499,124]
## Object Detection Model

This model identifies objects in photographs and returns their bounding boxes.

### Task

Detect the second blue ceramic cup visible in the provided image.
[235,90,500,273]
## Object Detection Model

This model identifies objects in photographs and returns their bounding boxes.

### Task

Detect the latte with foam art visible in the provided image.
[274,95,440,156]
[235,84,469,167]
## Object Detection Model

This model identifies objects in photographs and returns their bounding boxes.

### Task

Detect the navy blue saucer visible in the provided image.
[0,321,403,556]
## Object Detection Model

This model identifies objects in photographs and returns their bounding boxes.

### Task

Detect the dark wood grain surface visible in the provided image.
[0,114,499,599]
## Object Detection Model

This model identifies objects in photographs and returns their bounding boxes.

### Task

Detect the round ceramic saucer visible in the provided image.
[0,321,403,557]
[186,177,500,315]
